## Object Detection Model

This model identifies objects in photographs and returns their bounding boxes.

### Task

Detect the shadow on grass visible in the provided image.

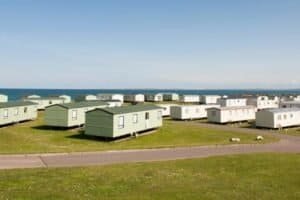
[32,125,75,131]
[67,132,107,142]
[66,131,130,142]
[240,123,256,129]
[67,130,150,143]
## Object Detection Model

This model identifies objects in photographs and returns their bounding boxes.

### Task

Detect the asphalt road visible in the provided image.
[0,123,299,170]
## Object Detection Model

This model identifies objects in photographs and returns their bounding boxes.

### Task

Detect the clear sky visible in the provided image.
[0,0,299,89]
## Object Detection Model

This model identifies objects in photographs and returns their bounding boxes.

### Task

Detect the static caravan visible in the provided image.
[281,95,300,102]
[97,94,124,103]
[0,94,8,103]
[124,94,145,103]
[26,95,41,99]
[217,98,247,107]
[59,95,72,103]
[279,96,290,102]
[0,102,38,126]
[163,93,179,101]
[280,101,300,109]
[256,108,300,129]
[45,101,108,128]
[280,95,300,102]
[85,105,163,138]
[207,106,256,124]
[49,95,72,103]
[156,104,178,117]
[293,96,300,101]
[145,93,163,102]
[23,97,66,110]
[247,96,279,110]
[200,95,221,104]
[75,95,98,102]
[179,95,200,103]
[103,100,123,107]
[170,104,220,120]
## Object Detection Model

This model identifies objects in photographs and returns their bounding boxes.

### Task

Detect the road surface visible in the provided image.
[0,123,299,170]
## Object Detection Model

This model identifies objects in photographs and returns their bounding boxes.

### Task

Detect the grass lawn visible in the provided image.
[0,112,277,154]
[279,127,300,136]
[0,153,299,200]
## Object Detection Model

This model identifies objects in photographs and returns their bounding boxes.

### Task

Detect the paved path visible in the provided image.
[0,123,299,170]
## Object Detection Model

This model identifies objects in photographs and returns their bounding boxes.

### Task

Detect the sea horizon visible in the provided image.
[1,88,300,101]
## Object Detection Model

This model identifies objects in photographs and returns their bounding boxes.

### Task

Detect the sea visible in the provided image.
[1,88,300,101]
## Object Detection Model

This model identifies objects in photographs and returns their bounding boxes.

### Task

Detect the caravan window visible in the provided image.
[277,115,282,120]
[3,109,8,118]
[145,112,150,120]
[72,110,77,120]
[157,111,162,119]
[133,114,138,123]
[14,108,19,116]
[118,116,125,128]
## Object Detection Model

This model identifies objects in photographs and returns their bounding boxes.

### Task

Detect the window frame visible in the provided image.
[157,110,162,119]
[277,115,282,120]
[118,116,125,129]
[145,112,150,120]
[71,110,78,120]
[133,114,138,124]
[3,109,8,118]
[14,108,19,116]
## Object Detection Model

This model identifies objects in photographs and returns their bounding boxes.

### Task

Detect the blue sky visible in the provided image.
[0,0,299,89]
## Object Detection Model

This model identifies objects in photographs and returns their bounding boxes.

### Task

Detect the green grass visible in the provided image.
[0,153,299,200]
[278,127,300,136]
[0,112,277,154]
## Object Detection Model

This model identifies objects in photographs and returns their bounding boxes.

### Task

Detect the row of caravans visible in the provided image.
[2,99,299,132]
[0,101,38,126]
[23,94,122,110]
[0,93,290,108]
[2,92,300,137]
[45,102,164,138]
[157,103,255,123]
[0,99,163,139]
[167,104,300,129]
[38,93,300,131]
[43,100,300,139]
[255,98,300,129]
[23,96,70,110]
